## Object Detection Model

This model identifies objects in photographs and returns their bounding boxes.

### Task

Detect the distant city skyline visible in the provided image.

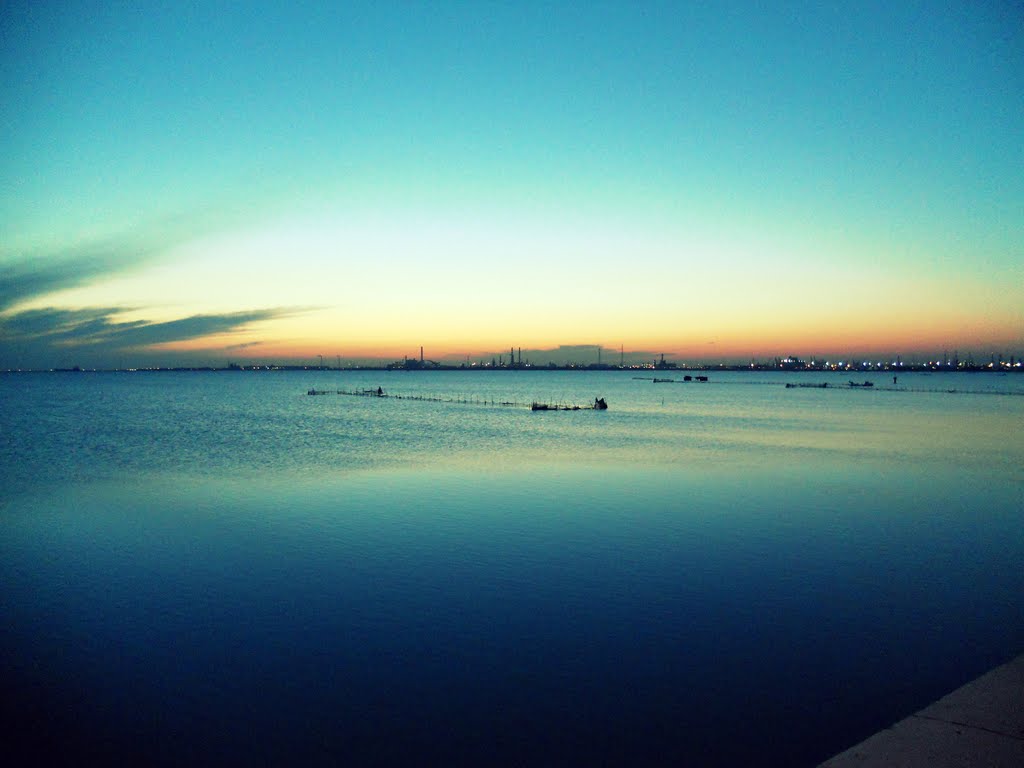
[4,340,1021,373]
[2,2,1021,370]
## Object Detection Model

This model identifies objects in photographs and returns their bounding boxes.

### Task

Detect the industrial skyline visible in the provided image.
[7,342,1022,374]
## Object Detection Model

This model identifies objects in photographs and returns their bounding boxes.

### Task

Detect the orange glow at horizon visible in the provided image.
[154,315,1022,363]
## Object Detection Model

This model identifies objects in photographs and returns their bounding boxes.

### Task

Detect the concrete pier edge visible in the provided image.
[818,653,1024,767]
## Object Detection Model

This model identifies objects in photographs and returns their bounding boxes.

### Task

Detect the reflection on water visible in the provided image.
[1,371,1022,766]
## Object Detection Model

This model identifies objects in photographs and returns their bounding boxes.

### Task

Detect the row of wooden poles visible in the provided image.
[307,388,597,409]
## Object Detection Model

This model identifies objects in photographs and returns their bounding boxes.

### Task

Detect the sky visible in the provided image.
[1,1,1022,368]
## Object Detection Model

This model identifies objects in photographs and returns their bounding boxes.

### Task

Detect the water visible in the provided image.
[2,370,1023,766]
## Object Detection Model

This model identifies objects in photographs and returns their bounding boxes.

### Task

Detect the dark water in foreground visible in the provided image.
[2,370,1023,766]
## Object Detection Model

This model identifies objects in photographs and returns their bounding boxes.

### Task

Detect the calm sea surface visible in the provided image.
[2,370,1023,766]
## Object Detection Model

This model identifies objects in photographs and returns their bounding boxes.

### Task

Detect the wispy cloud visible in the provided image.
[88,310,289,348]
[0,209,246,312]
[0,307,141,340]
[1,307,296,346]
[224,340,265,351]
[0,306,305,368]
[0,257,128,313]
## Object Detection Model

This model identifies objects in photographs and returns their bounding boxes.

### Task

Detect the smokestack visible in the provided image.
[420,346,424,363]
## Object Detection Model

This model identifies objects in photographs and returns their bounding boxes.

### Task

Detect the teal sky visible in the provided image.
[1,2,1022,367]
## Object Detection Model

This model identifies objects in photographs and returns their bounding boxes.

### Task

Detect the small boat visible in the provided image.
[848,380,874,388]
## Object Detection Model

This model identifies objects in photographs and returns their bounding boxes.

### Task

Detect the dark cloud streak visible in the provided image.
[224,340,264,351]
[0,209,248,312]
[0,258,126,312]
[0,306,304,368]
[93,310,288,348]
[0,307,142,339]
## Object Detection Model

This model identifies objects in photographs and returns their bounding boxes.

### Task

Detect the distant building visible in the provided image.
[654,353,677,370]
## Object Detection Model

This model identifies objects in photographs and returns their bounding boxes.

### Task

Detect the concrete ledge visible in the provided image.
[819,653,1024,767]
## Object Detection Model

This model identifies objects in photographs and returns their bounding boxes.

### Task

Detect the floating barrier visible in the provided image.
[634,375,709,383]
[307,388,609,410]
[629,379,1022,396]
[782,384,1023,396]
[532,397,607,411]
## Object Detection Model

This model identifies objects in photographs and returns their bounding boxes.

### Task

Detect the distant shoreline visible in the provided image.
[4,365,1021,375]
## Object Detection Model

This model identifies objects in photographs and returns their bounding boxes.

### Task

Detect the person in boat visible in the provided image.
[377,386,384,396]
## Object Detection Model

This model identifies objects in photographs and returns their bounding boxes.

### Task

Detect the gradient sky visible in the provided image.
[2,1,1021,367]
